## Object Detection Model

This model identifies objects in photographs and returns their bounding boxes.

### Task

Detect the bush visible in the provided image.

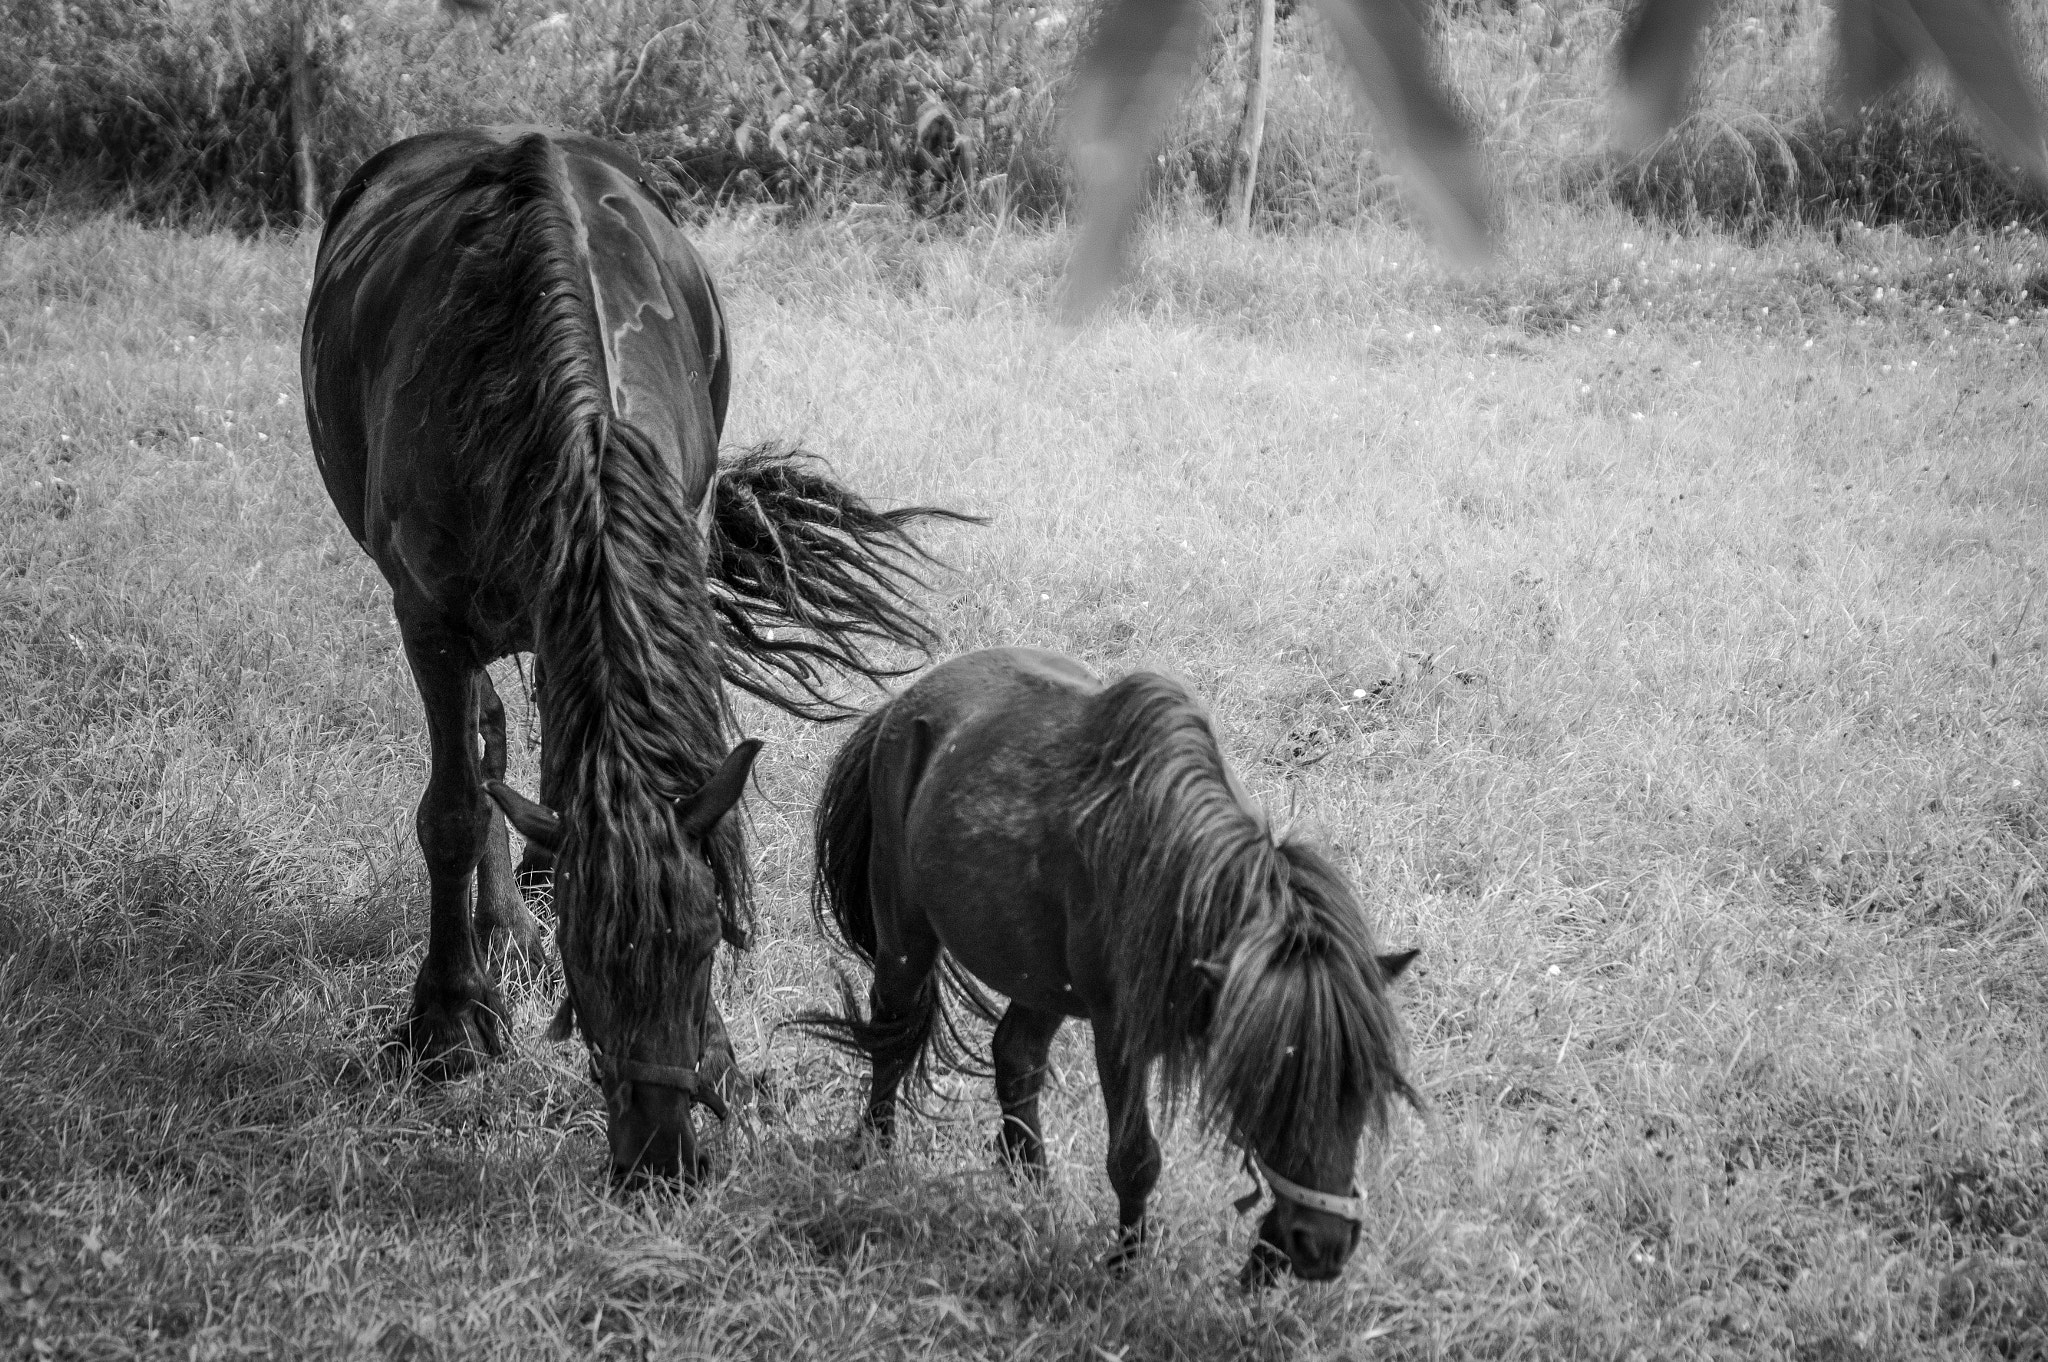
[2,0,2045,234]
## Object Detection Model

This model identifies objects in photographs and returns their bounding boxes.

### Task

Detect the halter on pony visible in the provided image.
[1233,1148,1368,1223]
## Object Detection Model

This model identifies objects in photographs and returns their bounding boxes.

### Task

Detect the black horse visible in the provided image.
[302,126,964,1183]
[802,647,1419,1283]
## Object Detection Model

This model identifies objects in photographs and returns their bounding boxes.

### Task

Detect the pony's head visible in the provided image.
[1195,842,1419,1285]
[488,737,759,1185]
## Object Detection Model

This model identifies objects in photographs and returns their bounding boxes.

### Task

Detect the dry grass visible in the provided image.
[3,204,2047,1359]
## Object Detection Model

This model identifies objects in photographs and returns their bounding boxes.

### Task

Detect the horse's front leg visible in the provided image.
[1092,1022,1162,1271]
[475,669,548,976]
[695,1000,754,1112]
[388,621,507,1077]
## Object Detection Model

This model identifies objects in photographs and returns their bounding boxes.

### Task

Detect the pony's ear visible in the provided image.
[1376,948,1420,983]
[676,738,763,838]
[487,780,561,854]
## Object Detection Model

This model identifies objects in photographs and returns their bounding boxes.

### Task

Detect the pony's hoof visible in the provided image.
[384,987,506,1080]
[1237,1240,1288,1292]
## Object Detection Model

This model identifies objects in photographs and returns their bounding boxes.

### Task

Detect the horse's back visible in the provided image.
[300,127,728,627]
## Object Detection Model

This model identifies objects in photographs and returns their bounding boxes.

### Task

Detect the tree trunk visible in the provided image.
[1226,0,1275,231]
[289,2,321,224]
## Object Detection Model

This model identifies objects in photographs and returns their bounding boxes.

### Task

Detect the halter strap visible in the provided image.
[1234,1149,1367,1223]
[594,1052,730,1121]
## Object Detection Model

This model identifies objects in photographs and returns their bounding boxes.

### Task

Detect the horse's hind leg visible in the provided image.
[475,670,547,977]
[512,654,553,892]
[992,1003,1063,1175]
[389,619,507,1077]
[1092,1023,1162,1271]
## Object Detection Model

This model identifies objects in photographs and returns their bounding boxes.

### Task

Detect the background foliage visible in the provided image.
[3,0,2047,232]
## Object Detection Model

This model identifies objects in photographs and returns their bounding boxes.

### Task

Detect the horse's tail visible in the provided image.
[795,700,991,1099]
[709,442,983,720]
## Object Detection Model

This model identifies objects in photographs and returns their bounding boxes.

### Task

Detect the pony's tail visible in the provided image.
[807,699,888,962]
[795,701,992,1104]
[709,442,983,720]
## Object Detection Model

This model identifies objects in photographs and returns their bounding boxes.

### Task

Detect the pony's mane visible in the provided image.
[1071,673,1415,1164]
[426,132,748,1031]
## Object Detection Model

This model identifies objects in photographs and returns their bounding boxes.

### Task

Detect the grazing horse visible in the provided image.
[302,126,963,1183]
[802,647,1419,1283]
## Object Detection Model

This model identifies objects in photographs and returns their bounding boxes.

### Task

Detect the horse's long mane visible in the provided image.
[1071,674,1416,1166]
[424,132,748,1026]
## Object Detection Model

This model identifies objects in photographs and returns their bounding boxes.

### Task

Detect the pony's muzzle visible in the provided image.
[1254,1204,1362,1283]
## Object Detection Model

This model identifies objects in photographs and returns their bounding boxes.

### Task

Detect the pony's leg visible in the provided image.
[475,670,547,976]
[992,1003,1064,1175]
[862,909,941,1147]
[1093,1024,1162,1271]
[390,623,507,1077]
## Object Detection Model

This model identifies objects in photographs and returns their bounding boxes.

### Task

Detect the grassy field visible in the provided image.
[3,202,2047,1360]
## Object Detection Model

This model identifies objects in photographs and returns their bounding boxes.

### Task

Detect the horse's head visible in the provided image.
[489,738,760,1186]
[1195,848,1420,1285]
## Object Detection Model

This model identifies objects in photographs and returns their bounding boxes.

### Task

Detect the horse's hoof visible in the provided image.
[487,920,551,982]
[384,987,506,1080]
[989,1129,1048,1180]
[1103,1225,1147,1274]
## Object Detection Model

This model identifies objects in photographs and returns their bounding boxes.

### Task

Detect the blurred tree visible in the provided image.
[1063,0,2048,316]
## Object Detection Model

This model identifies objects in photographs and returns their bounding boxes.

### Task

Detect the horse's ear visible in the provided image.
[487,780,561,854]
[676,738,763,838]
[1376,948,1420,983]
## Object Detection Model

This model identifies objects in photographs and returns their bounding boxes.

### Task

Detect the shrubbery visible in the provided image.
[3,0,2044,233]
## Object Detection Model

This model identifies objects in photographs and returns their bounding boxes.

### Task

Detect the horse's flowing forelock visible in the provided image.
[427,132,749,1033]
[1071,674,1414,1161]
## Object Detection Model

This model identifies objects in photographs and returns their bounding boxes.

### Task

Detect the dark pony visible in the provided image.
[802,647,1418,1283]
[303,127,969,1183]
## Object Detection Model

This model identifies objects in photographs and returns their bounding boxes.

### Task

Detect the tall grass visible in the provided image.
[4,0,2046,232]
[3,203,2047,1357]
